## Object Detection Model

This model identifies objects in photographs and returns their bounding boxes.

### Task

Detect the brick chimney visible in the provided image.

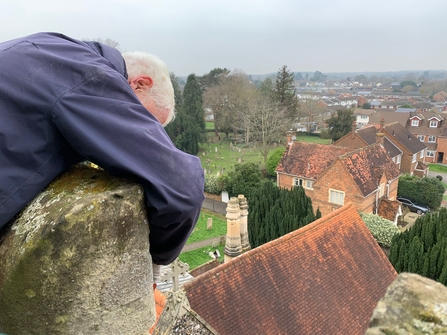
[238,195,251,252]
[224,197,242,263]
[376,118,385,145]
[351,121,356,139]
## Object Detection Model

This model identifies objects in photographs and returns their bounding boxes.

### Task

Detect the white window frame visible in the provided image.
[411,119,419,126]
[295,178,313,190]
[396,155,401,164]
[420,150,424,158]
[329,189,345,205]
[426,151,435,158]
[429,120,438,128]
[428,135,436,143]
[412,153,416,163]
[294,178,303,187]
[417,135,424,142]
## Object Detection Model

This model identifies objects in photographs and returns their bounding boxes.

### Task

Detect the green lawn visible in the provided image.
[186,209,226,244]
[179,245,225,269]
[295,135,331,144]
[206,121,214,130]
[429,164,447,174]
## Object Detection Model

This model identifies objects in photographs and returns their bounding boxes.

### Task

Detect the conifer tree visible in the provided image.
[388,208,447,285]
[168,74,205,155]
[273,65,299,120]
[248,181,319,248]
[165,73,183,141]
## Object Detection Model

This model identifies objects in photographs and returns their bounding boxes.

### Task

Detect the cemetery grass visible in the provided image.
[179,245,225,270]
[185,209,227,244]
[199,132,330,174]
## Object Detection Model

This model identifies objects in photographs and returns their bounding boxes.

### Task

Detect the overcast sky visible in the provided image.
[2,0,446,76]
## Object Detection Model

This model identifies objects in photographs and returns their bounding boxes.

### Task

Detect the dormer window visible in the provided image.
[411,119,419,126]
[429,120,438,128]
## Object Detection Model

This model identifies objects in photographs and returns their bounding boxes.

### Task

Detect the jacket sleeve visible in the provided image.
[52,68,204,265]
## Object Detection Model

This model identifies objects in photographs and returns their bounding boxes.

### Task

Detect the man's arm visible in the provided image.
[53,68,204,265]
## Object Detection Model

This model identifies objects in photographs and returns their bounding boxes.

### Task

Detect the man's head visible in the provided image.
[122,52,175,126]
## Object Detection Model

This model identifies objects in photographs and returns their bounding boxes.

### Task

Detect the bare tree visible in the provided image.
[244,92,291,163]
[85,37,122,51]
[203,71,254,139]
[299,99,324,133]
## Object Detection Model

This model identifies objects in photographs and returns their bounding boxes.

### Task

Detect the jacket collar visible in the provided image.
[83,41,128,79]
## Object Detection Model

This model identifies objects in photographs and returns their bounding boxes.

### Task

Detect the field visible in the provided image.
[179,245,225,269]
[199,130,330,175]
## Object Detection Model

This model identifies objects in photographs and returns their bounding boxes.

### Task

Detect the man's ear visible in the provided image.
[129,75,153,91]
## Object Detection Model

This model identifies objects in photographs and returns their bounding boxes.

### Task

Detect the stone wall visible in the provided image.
[202,198,227,215]
[0,165,154,335]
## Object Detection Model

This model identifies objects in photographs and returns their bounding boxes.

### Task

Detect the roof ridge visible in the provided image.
[184,203,356,289]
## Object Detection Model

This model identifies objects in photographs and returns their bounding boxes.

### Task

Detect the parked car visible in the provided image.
[397,197,430,215]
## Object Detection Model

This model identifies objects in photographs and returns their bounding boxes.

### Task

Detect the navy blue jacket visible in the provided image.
[0,32,204,265]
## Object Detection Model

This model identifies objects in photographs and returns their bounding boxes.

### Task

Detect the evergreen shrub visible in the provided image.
[388,208,447,286]
[360,213,400,248]
[398,174,444,210]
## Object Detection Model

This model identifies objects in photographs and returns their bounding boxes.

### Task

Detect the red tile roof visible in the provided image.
[276,142,351,179]
[340,144,401,196]
[183,203,397,335]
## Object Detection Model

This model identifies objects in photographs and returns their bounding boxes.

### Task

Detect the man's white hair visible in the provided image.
[122,52,175,126]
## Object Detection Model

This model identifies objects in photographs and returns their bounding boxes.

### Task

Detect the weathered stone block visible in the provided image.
[366,272,447,334]
[0,165,154,335]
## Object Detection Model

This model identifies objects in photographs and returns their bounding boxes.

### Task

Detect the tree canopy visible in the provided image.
[326,108,355,142]
[398,174,444,210]
[218,162,262,199]
[310,70,327,82]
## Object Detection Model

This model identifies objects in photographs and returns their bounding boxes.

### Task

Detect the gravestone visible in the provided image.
[207,218,213,230]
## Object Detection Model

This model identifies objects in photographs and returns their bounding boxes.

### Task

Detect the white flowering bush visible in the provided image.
[360,213,401,248]
[204,174,221,195]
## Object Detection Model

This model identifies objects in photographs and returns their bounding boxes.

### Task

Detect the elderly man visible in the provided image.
[0,32,204,274]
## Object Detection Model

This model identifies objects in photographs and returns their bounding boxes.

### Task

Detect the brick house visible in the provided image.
[406,112,447,164]
[276,140,401,217]
[335,123,403,169]
[184,203,397,335]
[361,117,429,177]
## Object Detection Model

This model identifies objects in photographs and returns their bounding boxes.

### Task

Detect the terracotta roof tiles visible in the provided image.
[276,142,351,179]
[184,203,397,335]
[340,144,401,196]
